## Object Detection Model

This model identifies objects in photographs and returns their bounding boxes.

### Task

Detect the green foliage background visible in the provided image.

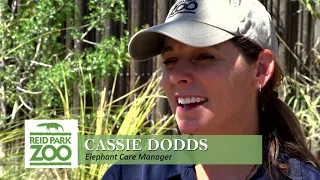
[0,0,137,179]
[0,0,129,115]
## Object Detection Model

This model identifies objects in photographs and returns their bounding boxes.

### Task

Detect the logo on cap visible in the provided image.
[168,0,198,18]
[229,0,241,7]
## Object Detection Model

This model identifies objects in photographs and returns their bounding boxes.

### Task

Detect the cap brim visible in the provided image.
[128,20,235,61]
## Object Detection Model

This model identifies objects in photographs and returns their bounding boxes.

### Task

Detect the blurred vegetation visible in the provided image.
[0,68,174,180]
[0,0,175,179]
[297,0,320,18]
[281,0,320,161]
[0,0,128,118]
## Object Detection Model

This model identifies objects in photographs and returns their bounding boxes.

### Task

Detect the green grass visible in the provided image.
[0,68,175,180]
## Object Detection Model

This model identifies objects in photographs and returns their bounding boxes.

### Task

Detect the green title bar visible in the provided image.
[78,135,262,165]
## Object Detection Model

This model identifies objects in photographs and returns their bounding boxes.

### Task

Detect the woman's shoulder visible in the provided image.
[283,155,320,179]
[251,153,320,180]
[101,164,194,180]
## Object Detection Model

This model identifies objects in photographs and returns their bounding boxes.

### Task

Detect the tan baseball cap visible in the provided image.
[128,0,279,61]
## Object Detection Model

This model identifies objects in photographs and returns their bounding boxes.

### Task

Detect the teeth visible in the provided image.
[178,97,207,105]
[185,98,191,104]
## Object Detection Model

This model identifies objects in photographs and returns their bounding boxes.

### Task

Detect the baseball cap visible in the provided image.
[128,0,279,61]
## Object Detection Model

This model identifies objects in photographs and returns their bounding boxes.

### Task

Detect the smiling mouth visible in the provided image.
[177,97,208,109]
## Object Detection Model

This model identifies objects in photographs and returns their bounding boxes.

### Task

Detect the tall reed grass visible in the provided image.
[0,65,175,180]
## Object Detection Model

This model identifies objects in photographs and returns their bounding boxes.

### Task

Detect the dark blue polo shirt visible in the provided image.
[102,154,320,180]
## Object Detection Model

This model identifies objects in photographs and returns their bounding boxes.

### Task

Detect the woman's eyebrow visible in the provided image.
[161,46,173,55]
[210,45,221,52]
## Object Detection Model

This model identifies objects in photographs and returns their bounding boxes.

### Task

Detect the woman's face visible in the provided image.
[161,37,259,135]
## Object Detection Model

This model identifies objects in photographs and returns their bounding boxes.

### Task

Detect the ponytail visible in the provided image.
[259,89,319,179]
[231,36,319,179]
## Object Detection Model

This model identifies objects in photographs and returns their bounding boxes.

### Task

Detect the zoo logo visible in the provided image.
[168,0,198,18]
[30,122,71,164]
[25,120,78,168]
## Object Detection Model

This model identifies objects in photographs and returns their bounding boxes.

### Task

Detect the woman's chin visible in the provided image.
[177,121,202,134]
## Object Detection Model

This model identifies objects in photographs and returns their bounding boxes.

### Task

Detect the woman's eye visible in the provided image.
[195,54,215,60]
[162,58,177,67]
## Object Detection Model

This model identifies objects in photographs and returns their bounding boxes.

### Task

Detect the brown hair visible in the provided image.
[231,36,319,179]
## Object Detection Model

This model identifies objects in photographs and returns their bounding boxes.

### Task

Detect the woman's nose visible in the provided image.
[169,62,193,86]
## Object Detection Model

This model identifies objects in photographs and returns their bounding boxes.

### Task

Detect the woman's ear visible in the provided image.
[254,49,275,89]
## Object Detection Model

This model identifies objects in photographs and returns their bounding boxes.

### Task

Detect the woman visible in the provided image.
[102,0,320,179]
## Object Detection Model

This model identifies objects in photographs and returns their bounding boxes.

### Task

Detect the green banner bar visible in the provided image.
[78,135,262,165]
